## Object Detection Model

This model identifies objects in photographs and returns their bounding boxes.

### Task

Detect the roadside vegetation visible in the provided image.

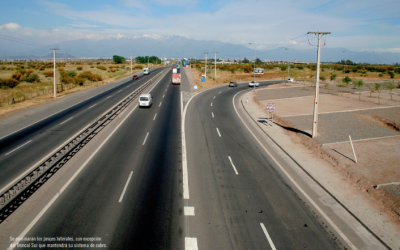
[0,59,162,116]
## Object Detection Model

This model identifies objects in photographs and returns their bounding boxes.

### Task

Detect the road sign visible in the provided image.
[194,85,198,90]
[201,78,205,82]
[267,103,275,112]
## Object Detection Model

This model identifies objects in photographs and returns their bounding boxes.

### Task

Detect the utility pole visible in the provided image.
[194,56,196,69]
[213,52,218,78]
[130,55,132,73]
[204,53,208,78]
[308,31,331,138]
[249,43,256,91]
[286,48,290,78]
[147,56,149,69]
[50,48,59,98]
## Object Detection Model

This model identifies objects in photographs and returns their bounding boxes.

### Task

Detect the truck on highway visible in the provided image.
[172,73,181,85]
[143,68,150,75]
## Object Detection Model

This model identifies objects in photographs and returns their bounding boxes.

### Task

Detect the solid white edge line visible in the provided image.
[143,132,149,145]
[233,91,357,250]
[106,96,112,99]
[5,140,32,156]
[0,70,167,195]
[8,100,141,250]
[216,128,221,137]
[118,89,122,92]
[153,113,157,120]
[159,102,162,107]
[213,96,215,99]
[212,112,214,118]
[7,69,170,250]
[88,104,97,109]
[211,102,212,106]
[59,117,73,125]
[260,223,277,250]
[228,156,239,175]
[119,171,133,202]
[185,237,198,250]
[181,91,190,200]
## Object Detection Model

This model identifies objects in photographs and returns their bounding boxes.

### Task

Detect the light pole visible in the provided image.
[147,56,149,69]
[249,43,256,92]
[195,56,196,69]
[285,48,290,78]
[204,53,208,78]
[130,55,132,73]
[213,52,218,78]
[50,48,59,98]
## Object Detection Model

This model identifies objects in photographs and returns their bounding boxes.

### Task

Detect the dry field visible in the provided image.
[0,62,162,117]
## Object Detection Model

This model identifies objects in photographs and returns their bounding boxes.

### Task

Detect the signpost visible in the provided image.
[266,103,275,123]
[201,78,205,82]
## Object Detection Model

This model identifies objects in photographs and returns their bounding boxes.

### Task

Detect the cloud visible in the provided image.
[69,23,100,28]
[361,48,400,53]
[0,23,22,31]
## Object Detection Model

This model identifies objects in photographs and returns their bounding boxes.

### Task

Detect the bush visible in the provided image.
[320,76,326,81]
[43,71,54,77]
[330,73,337,81]
[74,76,86,85]
[12,72,22,81]
[388,71,395,79]
[379,73,384,77]
[296,65,304,70]
[68,71,77,77]
[77,66,83,71]
[343,76,352,84]
[280,65,287,71]
[79,71,102,81]
[0,78,19,88]
[27,69,34,74]
[97,66,107,71]
[21,74,40,83]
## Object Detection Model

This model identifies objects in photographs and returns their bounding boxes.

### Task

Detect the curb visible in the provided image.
[238,91,391,250]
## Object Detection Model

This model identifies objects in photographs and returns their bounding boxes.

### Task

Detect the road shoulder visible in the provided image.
[237,87,399,249]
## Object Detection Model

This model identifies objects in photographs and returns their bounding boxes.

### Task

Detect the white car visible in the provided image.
[139,94,153,107]
[248,81,260,87]
[286,78,294,82]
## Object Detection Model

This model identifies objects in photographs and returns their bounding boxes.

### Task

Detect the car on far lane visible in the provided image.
[228,81,238,87]
[139,94,153,108]
[133,75,138,80]
[286,78,294,82]
[248,81,259,87]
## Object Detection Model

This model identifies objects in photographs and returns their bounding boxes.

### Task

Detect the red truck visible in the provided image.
[172,73,181,85]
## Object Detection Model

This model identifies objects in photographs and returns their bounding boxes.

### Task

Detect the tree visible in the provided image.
[353,79,364,99]
[242,57,250,63]
[330,73,337,81]
[385,81,395,100]
[255,58,263,65]
[113,55,126,64]
[375,83,382,104]
[342,76,352,84]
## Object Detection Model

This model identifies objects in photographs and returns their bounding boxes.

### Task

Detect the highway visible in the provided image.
[0,65,386,250]
[0,68,163,193]
[183,80,340,249]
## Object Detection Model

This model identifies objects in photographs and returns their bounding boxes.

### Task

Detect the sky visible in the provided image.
[0,0,399,52]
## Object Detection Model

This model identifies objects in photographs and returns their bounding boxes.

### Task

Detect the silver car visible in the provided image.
[248,81,259,87]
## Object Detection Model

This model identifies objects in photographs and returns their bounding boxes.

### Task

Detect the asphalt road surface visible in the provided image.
[184,81,340,249]
[0,68,163,193]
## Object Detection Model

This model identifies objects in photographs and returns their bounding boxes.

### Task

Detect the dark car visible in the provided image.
[133,75,138,80]
[229,81,238,87]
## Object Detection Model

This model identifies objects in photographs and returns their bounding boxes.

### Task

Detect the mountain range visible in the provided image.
[0,34,398,64]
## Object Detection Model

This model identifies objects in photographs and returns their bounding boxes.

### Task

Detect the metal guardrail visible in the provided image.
[0,68,169,223]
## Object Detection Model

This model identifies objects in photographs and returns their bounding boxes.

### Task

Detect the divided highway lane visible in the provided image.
[184,83,340,249]
[0,69,163,193]
[14,69,184,249]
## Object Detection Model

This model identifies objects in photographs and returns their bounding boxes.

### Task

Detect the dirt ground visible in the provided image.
[255,82,400,225]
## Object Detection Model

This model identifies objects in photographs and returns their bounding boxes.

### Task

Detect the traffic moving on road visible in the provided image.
[0,67,387,250]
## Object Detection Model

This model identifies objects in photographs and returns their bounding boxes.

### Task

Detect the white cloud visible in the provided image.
[0,23,22,31]
[361,48,400,53]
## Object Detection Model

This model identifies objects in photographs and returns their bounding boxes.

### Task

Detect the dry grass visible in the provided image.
[0,62,162,117]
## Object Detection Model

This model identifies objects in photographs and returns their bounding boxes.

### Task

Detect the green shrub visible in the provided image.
[97,66,107,71]
[21,74,40,83]
[74,76,86,85]
[379,73,383,77]
[77,66,83,71]
[68,71,77,77]
[330,73,337,81]
[388,71,395,79]
[343,76,352,84]
[79,71,102,81]
[12,72,22,81]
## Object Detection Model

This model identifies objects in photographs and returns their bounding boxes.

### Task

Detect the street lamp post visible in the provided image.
[49,48,59,98]
[249,43,256,92]
[343,51,346,80]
